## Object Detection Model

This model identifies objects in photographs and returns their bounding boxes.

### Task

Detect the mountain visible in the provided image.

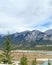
[10,30,45,42]
[0,29,52,49]
[45,29,52,35]
[10,29,52,42]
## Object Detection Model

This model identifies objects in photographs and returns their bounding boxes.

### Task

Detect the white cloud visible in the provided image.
[0,0,52,34]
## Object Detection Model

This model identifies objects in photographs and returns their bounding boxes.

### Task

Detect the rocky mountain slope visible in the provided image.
[0,29,52,49]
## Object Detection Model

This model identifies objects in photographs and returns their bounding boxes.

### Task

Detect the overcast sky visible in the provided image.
[0,0,52,34]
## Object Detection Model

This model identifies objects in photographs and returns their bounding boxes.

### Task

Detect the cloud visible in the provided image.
[0,0,52,34]
[32,21,52,32]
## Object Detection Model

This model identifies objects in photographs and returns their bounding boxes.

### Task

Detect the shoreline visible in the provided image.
[11,50,52,52]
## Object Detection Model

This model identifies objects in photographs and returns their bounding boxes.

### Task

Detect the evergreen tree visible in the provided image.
[1,33,13,64]
[32,58,36,65]
[48,59,51,65]
[20,54,28,65]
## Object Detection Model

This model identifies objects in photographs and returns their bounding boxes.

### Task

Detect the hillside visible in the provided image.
[0,29,52,50]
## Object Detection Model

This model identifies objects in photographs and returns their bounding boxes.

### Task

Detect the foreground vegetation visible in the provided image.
[0,33,52,65]
[0,33,14,64]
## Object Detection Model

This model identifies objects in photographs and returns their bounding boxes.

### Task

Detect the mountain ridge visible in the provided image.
[0,29,52,49]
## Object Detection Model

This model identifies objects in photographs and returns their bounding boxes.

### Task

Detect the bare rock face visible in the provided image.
[0,29,52,45]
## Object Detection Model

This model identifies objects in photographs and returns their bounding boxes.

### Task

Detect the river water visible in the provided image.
[14,50,52,55]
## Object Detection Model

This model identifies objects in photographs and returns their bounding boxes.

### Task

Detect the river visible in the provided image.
[13,50,52,55]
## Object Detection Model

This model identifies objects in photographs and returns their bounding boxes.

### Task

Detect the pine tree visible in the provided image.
[48,59,51,65]
[1,33,13,64]
[32,58,36,65]
[20,54,28,65]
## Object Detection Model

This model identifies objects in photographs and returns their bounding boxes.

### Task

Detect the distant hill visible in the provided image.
[0,29,52,49]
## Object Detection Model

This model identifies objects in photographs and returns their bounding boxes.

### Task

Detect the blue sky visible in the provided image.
[0,0,52,34]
